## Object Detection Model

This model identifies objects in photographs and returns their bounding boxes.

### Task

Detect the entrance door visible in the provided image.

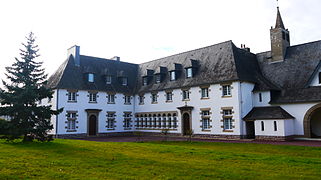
[182,113,191,135]
[246,121,255,139]
[89,115,97,136]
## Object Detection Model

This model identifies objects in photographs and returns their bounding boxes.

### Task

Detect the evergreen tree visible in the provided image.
[0,32,62,142]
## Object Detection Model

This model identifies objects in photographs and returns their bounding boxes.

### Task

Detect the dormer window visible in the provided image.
[155,74,161,84]
[143,77,148,86]
[121,77,128,86]
[106,76,112,84]
[186,68,193,78]
[88,73,94,82]
[170,71,176,81]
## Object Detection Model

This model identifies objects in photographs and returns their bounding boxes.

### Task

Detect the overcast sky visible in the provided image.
[0,0,321,80]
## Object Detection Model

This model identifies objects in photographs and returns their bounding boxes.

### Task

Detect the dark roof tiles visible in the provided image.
[244,106,294,120]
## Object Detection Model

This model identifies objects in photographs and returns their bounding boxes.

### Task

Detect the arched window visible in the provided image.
[261,121,264,131]
[173,113,177,128]
[168,113,172,128]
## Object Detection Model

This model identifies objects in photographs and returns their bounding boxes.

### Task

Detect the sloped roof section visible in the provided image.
[47,55,138,94]
[244,106,294,121]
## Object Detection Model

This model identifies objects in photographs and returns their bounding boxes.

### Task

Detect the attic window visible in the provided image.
[318,72,321,84]
[143,77,148,86]
[170,71,176,81]
[88,73,94,82]
[106,76,112,84]
[122,77,128,86]
[186,68,193,78]
[155,74,161,84]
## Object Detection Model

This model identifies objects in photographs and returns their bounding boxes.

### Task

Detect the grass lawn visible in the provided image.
[0,139,321,179]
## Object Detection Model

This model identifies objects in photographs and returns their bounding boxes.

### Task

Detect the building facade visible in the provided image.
[47,8,321,140]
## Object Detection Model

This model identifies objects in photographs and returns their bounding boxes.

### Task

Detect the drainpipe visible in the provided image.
[55,89,59,138]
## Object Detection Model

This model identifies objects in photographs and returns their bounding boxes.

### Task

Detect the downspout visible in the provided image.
[238,82,244,138]
[55,89,59,138]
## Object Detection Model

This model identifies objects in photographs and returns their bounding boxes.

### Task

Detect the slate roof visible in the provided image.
[243,106,294,120]
[47,55,138,94]
[256,40,321,103]
[135,41,274,93]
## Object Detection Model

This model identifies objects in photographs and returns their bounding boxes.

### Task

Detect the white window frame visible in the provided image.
[88,73,94,82]
[106,76,112,84]
[68,91,76,102]
[151,93,158,103]
[186,68,193,78]
[166,92,173,101]
[223,118,233,130]
[107,94,115,104]
[89,93,97,103]
[182,90,190,100]
[170,71,176,81]
[222,85,231,96]
[139,95,144,104]
[124,95,131,104]
[201,88,209,98]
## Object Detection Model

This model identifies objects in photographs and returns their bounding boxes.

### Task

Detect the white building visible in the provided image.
[47,8,321,140]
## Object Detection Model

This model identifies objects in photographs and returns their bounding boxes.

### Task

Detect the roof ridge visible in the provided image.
[139,40,233,65]
[80,55,138,66]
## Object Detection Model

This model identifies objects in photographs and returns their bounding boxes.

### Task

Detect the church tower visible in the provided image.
[270,7,290,62]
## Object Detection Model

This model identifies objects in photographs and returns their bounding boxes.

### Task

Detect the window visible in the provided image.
[151,93,158,103]
[88,73,94,82]
[123,112,132,129]
[201,110,211,130]
[155,74,161,84]
[182,90,189,100]
[222,85,231,96]
[173,114,177,128]
[223,109,232,116]
[202,110,210,116]
[68,91,77,102]
[166,92,173,102]
[139,95,144,104]
[223,118,233,130]
[122,77,128,86]
[89,92,97,103]
[124,95,131,104]
[201,88,209,98]
[259,93,262,102]
[261,121,265,131]
[106,112,115,129]
[143,77,148,86]
[274,121,277,131]
[107,94,115,104]
[170,71,176,81]
[106,76,112,84]
[186,68,193,78]
[66,112,77,131]
[319,72,321,84]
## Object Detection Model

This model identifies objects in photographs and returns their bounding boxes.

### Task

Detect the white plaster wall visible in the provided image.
[252,91,271,107]
[239,82,255,135]
[135,82,242,136]
[255,120,285,136]
[284,119,294,136]
[55,89,134,135]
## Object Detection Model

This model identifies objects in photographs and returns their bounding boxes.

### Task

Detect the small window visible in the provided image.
[166,92,173,101]
[107,94,115,104]
[223,109,232,116]
[155,74,161,84]
[151,93,158,103]
[106,112,116,129]
[88,73,94,82]
[201,88,209,98]
[274,121,277,131]
[186,68,193,78]
[259,93,262,102]
[124,95,131,104]
[222,85,231,96]
[143,77,148,86]
[223,118,232,130]
[122,77,128,86]
[318,72,321,84]
[182,90,189,100]
[170,71,176,81]
[261,121,264,131]
[89,93,97,103]
[106,76,112,84]
[139,95,144,104]
[68,91,77,102]
[202,118,210,130]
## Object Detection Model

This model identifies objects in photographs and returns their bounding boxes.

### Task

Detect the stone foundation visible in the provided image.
[255,135,295,141]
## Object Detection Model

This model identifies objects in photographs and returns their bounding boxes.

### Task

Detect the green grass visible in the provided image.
[0,139,321,179]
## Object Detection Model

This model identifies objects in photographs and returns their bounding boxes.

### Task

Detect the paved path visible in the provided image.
[70,135,321,147]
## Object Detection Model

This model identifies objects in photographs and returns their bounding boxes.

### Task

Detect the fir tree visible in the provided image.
[0,32,62,142]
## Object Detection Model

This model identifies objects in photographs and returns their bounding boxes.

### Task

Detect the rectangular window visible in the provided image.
[182,90,189,100]
[66,112,77,131]
[186,68,193,78]
[259,93,262,102]
[166,92,173,101]
[106,112,115,129]
[222,85,231,96]
[124,95,131,104]
[122,77,128,86]
[89,93,97,103]
[170,71,176,81]
[202,118,210,130]
[151,93,158,103]
[88,73,94,82]
[223,118,233,130]
[274,121,277,131]
[123,112,132,129]
[107,94,115,104]
[261,121,265,131]
[143,77,148,86]
[155,75,161,84]
[106,76,112,84]
[68,91,76,102]
[139,95,144,104]
[319,72,321,84]
[201,88,209,98]
[223,109,232,116]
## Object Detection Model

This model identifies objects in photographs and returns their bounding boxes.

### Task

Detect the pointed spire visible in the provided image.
[275,7,285,29]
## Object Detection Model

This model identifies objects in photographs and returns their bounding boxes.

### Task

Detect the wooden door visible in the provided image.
[183,113,190,135]
[89,115,97,136]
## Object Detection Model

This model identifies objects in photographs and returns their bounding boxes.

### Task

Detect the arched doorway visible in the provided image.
[88,115,97,136]
[304,103,321,137]
[182,113,191,135]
